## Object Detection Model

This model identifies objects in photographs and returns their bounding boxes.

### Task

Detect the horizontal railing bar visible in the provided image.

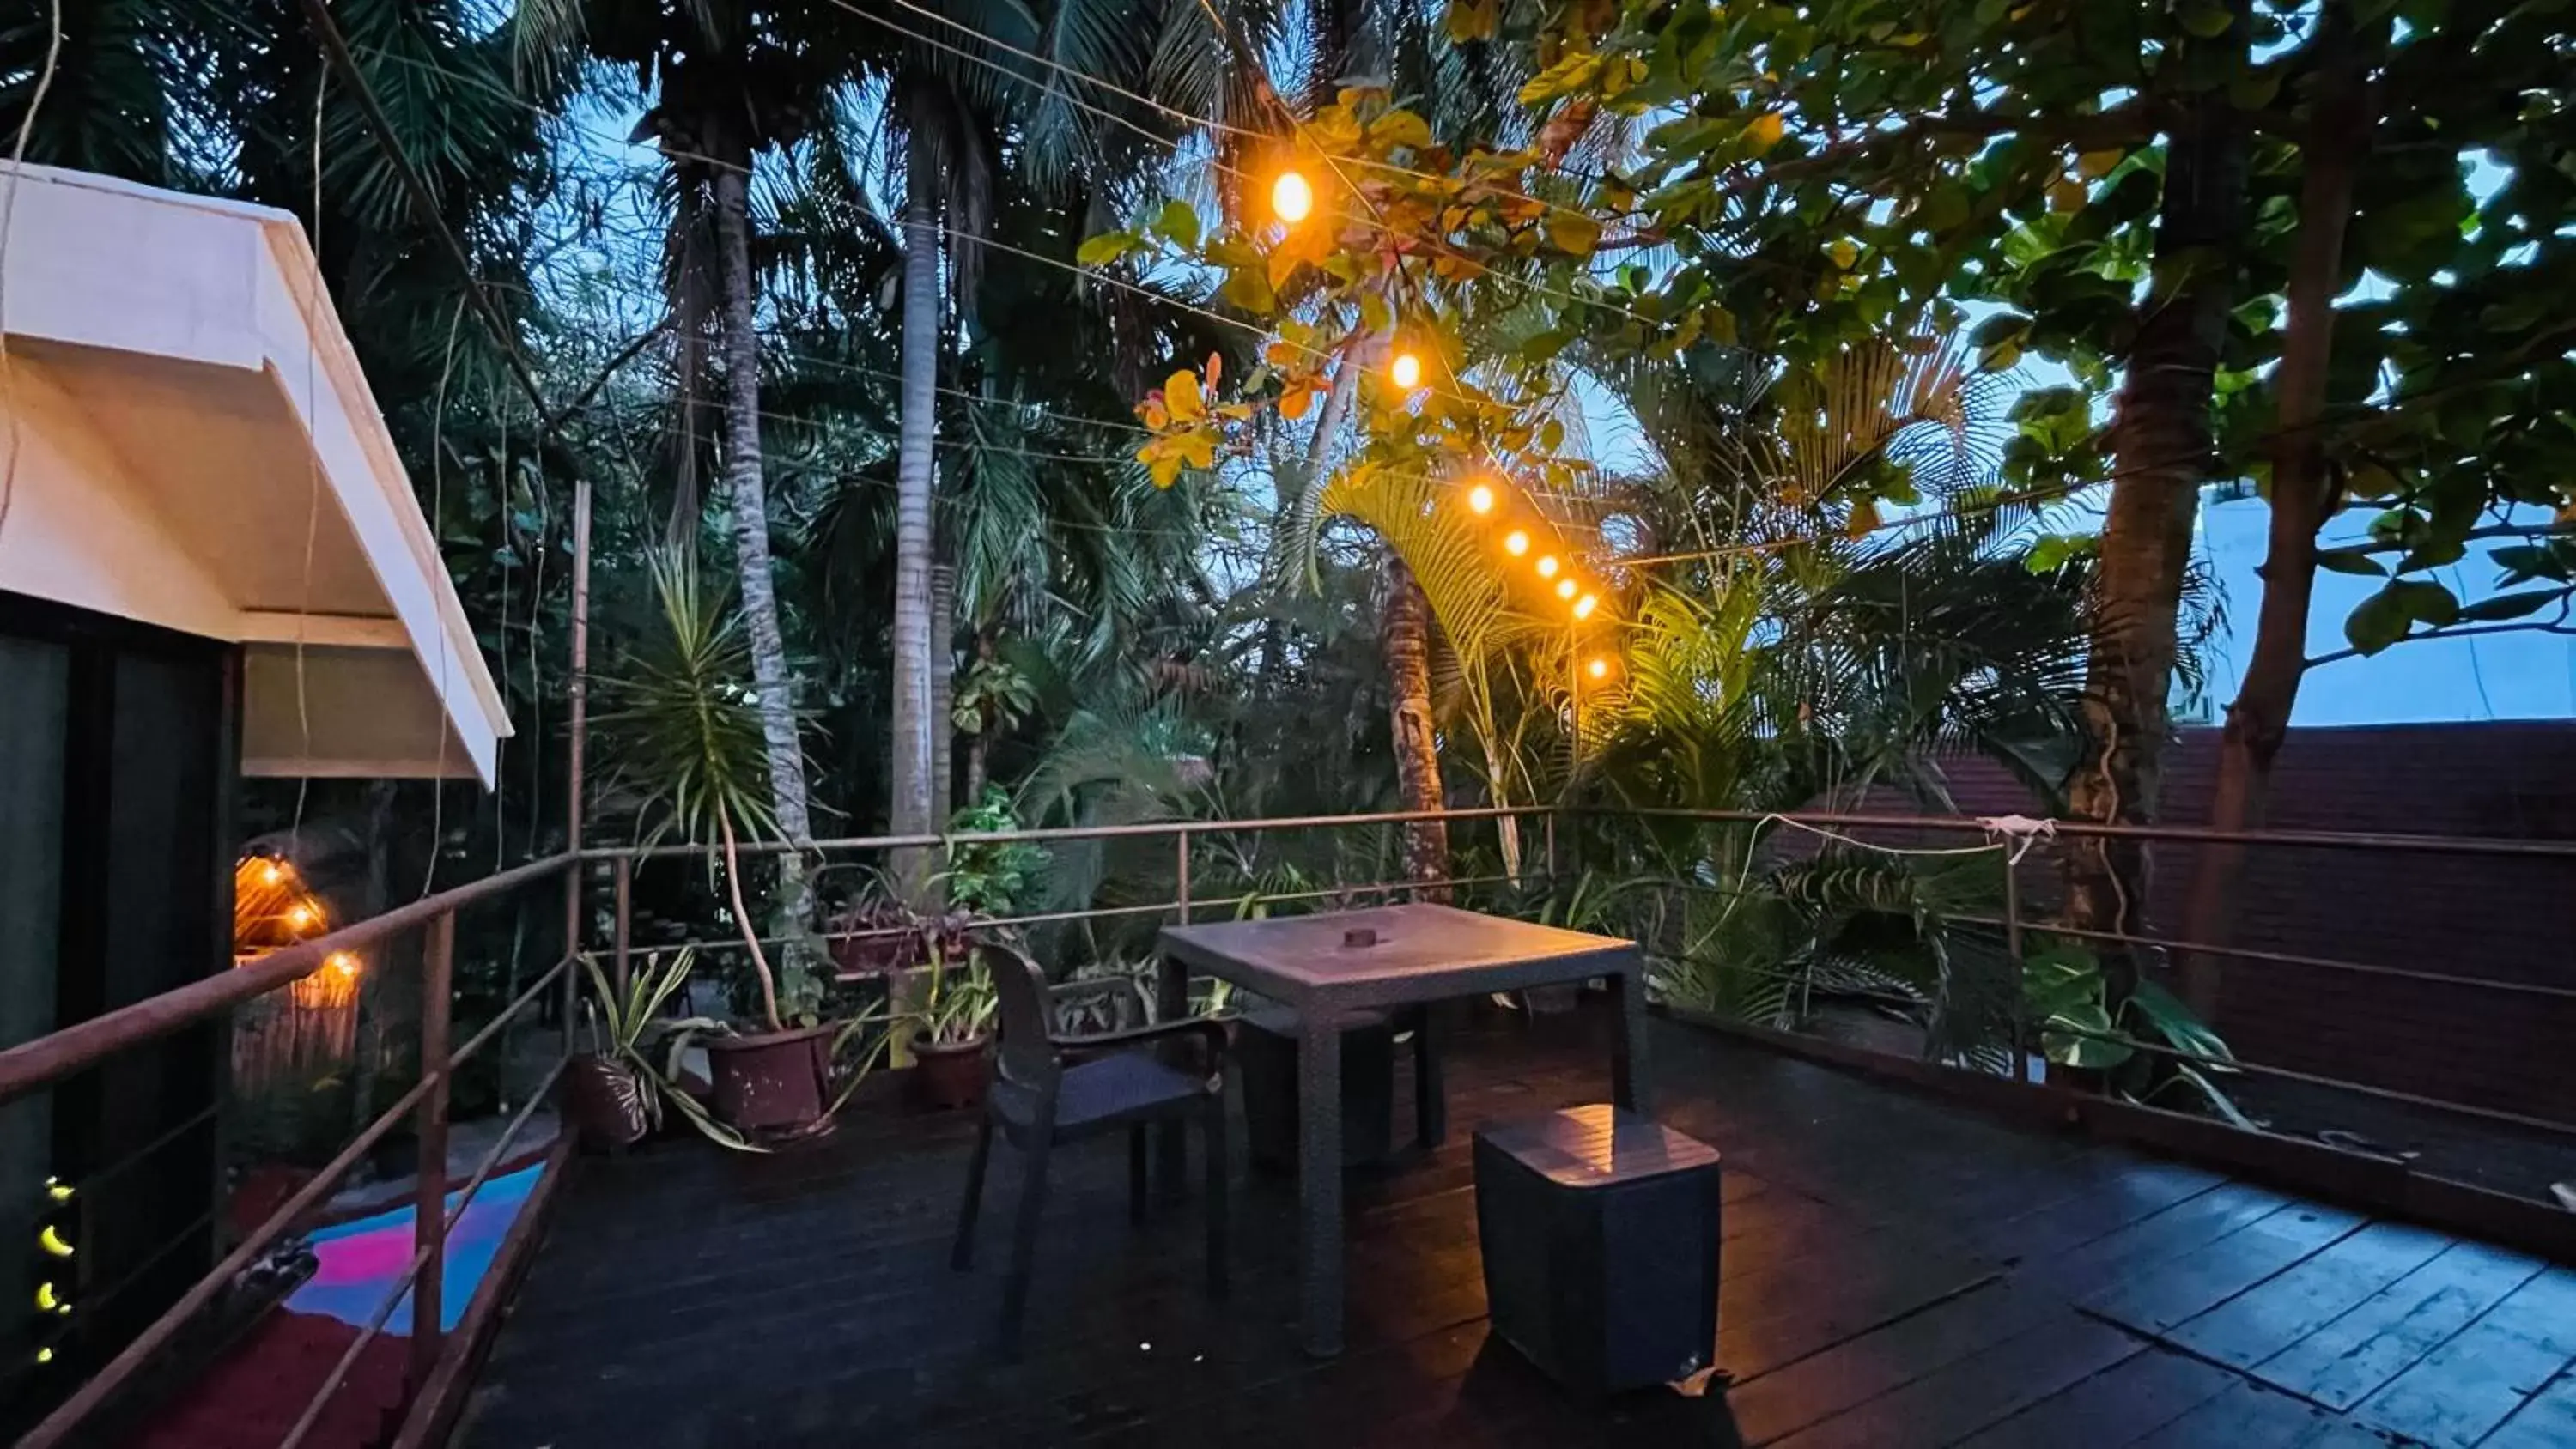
[1958,916,2576,1003]
[1583,805,2576,861]
[18,1071,439,1449]
[587,804,1550,861]
[70,1104,219,1198]
[0,853,575,1108]
[445,1057,568,1235]
[276,1238,438,1449]
[447,955,573,1074]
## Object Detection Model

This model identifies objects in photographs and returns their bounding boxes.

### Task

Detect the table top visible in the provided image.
[1157,903,1638,1010]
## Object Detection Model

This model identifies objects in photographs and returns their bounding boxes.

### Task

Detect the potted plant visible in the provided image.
[597,552,842,1143]
[904,937,999,1110]
[570,949,761,1152]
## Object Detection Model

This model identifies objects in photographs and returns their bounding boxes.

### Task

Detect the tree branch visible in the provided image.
[2305,608,2576,670]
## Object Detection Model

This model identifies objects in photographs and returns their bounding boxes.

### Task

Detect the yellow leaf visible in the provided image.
[1744,112,1786,155]
[1264,340,1302,367]
[1177,430,1218,470]
[1540,417,1565,452]
[1279,385,1315,421]
[1206,351,1223,391]
[1826,239,1859,270]
[1545,209,1603,258]
[1140,397,1170,430]
[1147,452,1184,488]
[1368,109,1433,153]
[1165,369,1204,423]
[2047,177,2087,214]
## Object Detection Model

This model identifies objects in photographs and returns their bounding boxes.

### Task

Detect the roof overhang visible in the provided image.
[0,164,510,785]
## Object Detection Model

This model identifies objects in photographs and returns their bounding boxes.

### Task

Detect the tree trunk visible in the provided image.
[962,628,993,807]
[1258,348,1361,678]
[1382,555,1449,898]
[2178,9,2372,1016]
[2059,8,2250,1004]
[711,139,817,961]
[890,110,942,896]
[929,562,957,821]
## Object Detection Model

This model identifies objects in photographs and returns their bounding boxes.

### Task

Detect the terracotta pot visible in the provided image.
[910,1033,991,1111]
[565,1053,654,1151]
[704,1024,838,1137]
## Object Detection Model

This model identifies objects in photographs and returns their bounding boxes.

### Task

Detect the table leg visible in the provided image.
[1297,1011,1346,1358]
[1611,967,1653,1117]
[1156,954,1189,1203]
[1412,1003,1446,1149]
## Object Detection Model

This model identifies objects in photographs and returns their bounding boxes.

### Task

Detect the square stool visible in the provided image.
[1473,1105,1722,1396]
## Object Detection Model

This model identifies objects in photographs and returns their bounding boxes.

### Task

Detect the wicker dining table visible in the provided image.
[1156,902,1653,1357]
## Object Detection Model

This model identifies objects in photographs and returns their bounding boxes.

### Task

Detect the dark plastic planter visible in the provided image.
[564,1053,653,1151]
[703,1024,837,1138]
[909,1033,991,1111]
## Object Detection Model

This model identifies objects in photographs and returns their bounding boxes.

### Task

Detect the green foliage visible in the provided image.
[940,789,1046,918]
[580,951,765,1153]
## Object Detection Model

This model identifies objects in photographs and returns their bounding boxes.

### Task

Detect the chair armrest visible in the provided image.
[1045,977,1138,1006]
[1050,1015,1231,1070]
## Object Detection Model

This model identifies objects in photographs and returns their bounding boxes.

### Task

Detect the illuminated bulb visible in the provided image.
[36,1282,62,1313]
[1535,554,1560,579]
[1589,658,1612,680]
[39,1226,73,1259]
[1556,577,1578,601]
[287,902,316,929]
[259,861,283,887]
[35,1348,52,1366]
[1504,530,1530,556]
[327,951,361,979]
[1389,351,1423,390]
[1466,482,1496,515]
[1573,593,1598,620]
[44,1179,70,1203]
[1271,169,1314,224]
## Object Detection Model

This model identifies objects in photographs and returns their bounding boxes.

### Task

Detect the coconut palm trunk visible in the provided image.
[2178,14,2372,1014]
[2059,27,2249,1004]
[1382,555,1449,897]
[710,134,817,949]
[890,111,942,888]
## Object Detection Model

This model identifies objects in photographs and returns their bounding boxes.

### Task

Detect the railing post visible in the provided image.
[2002,851,2026,1082]
[612,855,634,995]
[1174,830,1192,925]
[1544,810,1558,883]
[560,863,582,1044]
[411,910,454,1391]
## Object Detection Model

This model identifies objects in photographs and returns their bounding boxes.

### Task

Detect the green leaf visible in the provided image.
[2178,2,2237,37]
[2343,578,2460,655]
[1075,230,1139,267]
[1368,109,1434,153]
[1219,264,1277,313]
[2452,589,2566,623]
[2126,979,2233,1068]
[2314,550,2387,577]
[1151,199,1200,249]
[1545,209,1603,258]
[2042,1002,2133,1070]
[2491,543,2573,584]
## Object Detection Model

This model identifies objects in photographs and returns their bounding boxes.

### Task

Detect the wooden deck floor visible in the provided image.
[462,1007,2576,1448]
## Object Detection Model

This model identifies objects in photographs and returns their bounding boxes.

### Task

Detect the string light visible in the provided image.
[1555,577,1578,600]
[287,902,316,930]
[1504,530,1530,556]
[1466,482,1495,514]
[1389,351,1423,390]
[1573,593,1598,620]
[1588,658,1612,680]
[327,951,361,980]
[1535,555,1560,579]
[259,860,284,887]
[1271,170,1314,224]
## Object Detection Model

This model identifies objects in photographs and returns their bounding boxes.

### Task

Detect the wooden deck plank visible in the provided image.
[2478,1368,2576,1449]
[457,1009,2528,1449]
[2082,1202,2368,1334]
[2353,1269,2576,1448]
[2164,1219,2452,1369]
[1954,1344,2239,1448]
[2251,1240,2547,1410]
[2129,1380,2382,1449]
[1765,1310,2145,1449]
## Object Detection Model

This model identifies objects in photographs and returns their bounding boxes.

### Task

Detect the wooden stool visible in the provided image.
[1473,1105,1721,1395]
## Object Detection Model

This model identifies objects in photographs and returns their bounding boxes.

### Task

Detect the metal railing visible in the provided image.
[3,801,2571,1446]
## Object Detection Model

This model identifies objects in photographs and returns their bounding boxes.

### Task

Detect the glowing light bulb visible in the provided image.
[1389,352,1423,390]
[327,951,361,979]
[39,1226,73,1259]
[1589,658,1611,681]
[259,861,283,887]
[287,902,315,929]
[1466,482,1496,514]
[35,1348,52,1365]
[36,1282,62,1313]
[1555,577,1578,600]
[1573,593,1598,620]
[1272,170,1314,224]
[1504,530,1530,556]
[1535,554,1560,579]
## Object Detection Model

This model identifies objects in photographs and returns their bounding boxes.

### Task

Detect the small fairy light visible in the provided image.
[1389,351,1423,390]
[259,859,284,887]
[1555,577,1578,600]
[287,901,316,930]
[1535,554,1561,579]
[326,951,361,980]
[1573,593,1598,620]
[1589,657,1612,681]
[1504,530,1530,556]
[1466,482,1496,515]
[1271,170,1314,224]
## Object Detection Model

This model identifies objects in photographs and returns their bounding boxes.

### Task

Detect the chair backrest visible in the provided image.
[984,939,1062,1097]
